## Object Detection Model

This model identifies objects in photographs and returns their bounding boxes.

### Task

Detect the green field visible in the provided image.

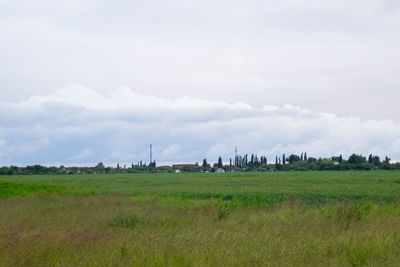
[1,171,400,266]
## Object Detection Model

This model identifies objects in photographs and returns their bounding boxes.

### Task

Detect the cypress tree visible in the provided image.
[217,156,223,168]
[202,158,208,167]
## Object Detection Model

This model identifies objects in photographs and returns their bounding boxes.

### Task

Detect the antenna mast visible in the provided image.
[235,145,238,167]
[150,144,152,164]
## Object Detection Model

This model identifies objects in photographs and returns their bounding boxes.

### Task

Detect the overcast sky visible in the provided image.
[1,0,400,165]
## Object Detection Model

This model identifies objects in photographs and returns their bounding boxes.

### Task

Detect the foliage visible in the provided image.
[217,156,223,168]
[2,152,399,175]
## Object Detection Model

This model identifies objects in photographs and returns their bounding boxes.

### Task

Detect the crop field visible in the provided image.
[1,171,400,266]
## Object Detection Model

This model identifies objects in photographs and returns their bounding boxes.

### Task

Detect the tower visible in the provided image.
[235,145,238,167]
[150,144,152,164]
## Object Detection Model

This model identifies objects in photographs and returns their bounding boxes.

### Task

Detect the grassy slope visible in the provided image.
[1,171,400,266]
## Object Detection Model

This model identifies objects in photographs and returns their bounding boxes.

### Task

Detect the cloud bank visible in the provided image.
[0,84,399,166]
[1,0,400,122]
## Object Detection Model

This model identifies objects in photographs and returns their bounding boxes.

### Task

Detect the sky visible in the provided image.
[1,0,400,166]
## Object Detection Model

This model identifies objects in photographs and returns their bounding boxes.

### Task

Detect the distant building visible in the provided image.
[175,169,181,173]
[216,168,225,173]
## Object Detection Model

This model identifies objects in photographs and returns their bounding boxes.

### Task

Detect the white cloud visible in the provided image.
[0,85,399,166]
[159,144,182,159]
[207,143,229,160]
[67,148,92,161]
[1,0,399,123]
[17,84,252,111]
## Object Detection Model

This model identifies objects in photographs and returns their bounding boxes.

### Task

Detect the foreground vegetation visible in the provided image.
[1,171,400,266]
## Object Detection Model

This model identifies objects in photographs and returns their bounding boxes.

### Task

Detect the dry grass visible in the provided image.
[1,194,400,266]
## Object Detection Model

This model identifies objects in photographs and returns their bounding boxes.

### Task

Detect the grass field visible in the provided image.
[1,171,400,266]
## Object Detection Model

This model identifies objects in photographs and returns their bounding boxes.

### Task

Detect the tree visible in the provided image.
[288,154,301,164]
[371,155,381,167]
[94,162,105,173]
[383,156,391,164]
[348,154,366,165]
[275,156,278,165]
[307,157,317,163]
[149,161,156,168]
[202,158,208,168]
[382,156,391,170]
[261,156,267,164]
[282,154,286,165]
[304,152,307,161]
[217,156,223,168]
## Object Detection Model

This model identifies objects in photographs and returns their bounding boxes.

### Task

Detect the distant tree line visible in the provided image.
[0,161,162,175]
[222,153,396,172]
[0,153,399,175]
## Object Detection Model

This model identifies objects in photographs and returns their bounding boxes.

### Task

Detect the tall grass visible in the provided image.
[1,194,400,266]
[1,172,400,265]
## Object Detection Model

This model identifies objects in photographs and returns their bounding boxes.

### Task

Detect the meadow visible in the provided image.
[1,171,400,266]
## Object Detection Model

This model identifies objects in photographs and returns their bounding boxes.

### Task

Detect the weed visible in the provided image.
[346,244,373,266]
[216,201,239,220]
[336,200,373,222]
[110,214,141,229]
